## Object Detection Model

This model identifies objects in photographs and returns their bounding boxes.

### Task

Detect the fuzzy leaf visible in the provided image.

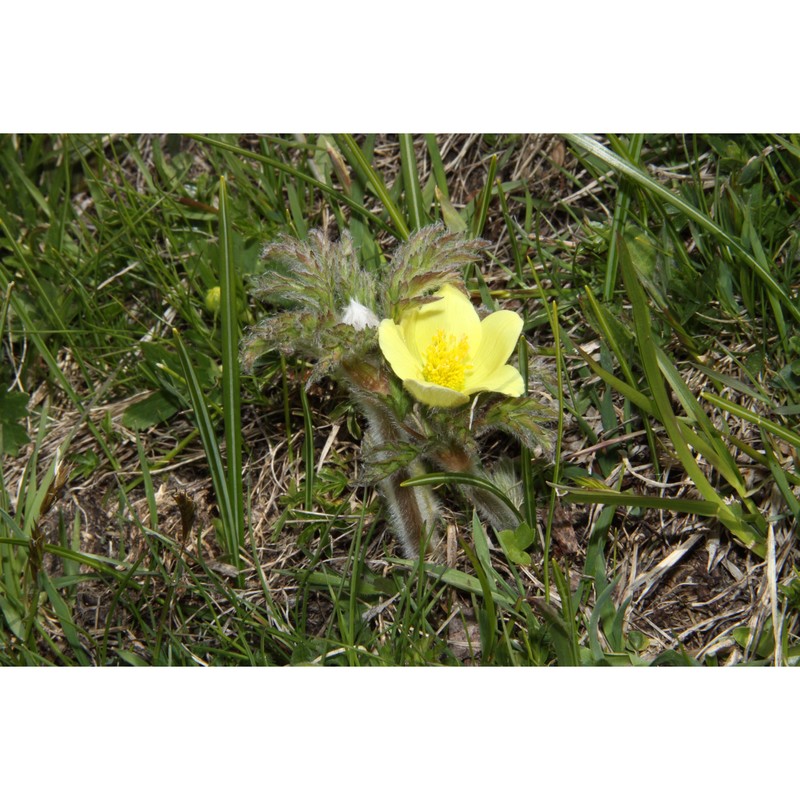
[256,229,375,315]
[476,396,556,456]
[386,224,487,313]
[360,437,423,484]
[241,310,324,363]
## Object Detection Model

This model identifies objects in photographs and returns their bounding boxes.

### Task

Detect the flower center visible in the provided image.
[421,329,471,391]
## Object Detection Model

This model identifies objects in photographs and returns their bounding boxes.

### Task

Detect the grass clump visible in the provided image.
[1,133,798,666]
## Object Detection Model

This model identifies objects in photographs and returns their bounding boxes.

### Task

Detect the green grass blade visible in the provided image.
[532,561,581,666]
[572,340,656,415]
[399,134,427,231]
[400,471,524,524]
[573,338,769,509]
[136,435,159,531]
[517,338,535,528]
[218,176,245,560]
[0,248,122,474]
[654,347,747,496]
[587,576,621,660]
[497,179,524,280]
[423,134,449,198]
[435,185,468,232]
[617,235,764,554]
[0,150,53,220]
[761,434,800,519]
[40,570,90,665]
[173,329,239,567]
[471,154,497,238]
[702,392,800,450]
[188,134,394,235]
[555,485,721,516]
[406,561,506,607]
[460,536,498,663]
[470,510,495,586]
[299,387,314,512]
[603,134,643,301]
[334,134,410,240]
[565,133,800,325]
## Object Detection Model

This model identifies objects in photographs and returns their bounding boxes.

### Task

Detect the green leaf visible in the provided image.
[471,510,495,579]
[0,388,30,456]
[530,595,580,666]
[603,134,644,300]
[732,622,775,659]
[626,630,650,653]
[495,531,530,566]
[435,186,467,232]
[514,521,536,550]
[496,522,536,566]
[121,390,180,430]
[623,226,667,309]
[116,649,150,666]
[0,594,24,639]
[360,438,422,483]
[649,649,701,666]
[587,576,620,659]
[408,561,512,608]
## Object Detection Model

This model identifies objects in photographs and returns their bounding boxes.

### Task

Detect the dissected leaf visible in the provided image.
[476,395,556,455]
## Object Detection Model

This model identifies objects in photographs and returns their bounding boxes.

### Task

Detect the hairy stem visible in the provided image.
[358,397,440,558]
[431,441,520,533]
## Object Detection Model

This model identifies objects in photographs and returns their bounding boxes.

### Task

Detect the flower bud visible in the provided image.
[205,286,221,314]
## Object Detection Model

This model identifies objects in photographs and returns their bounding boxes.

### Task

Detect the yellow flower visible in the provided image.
[378,284,525,408]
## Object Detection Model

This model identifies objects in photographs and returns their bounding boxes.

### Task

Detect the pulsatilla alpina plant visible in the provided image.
[243,224,554,558]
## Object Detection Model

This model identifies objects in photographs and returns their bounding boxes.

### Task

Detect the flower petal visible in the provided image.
[465,309,523,389]
[468,363,525,397]
[378,319,422,382]
[400,284,482,361]
[404,378,470,408]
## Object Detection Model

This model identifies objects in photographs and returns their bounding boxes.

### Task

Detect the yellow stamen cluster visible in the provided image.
[422,329,471,391]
